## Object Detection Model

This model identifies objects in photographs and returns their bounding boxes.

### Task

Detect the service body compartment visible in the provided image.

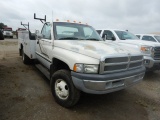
[18,31,36,59]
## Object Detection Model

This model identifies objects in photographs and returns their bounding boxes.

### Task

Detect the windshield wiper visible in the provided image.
[86,38,100,41]
[58,37,79,40]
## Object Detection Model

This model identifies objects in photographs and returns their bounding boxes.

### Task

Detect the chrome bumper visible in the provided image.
[144,56,160,69]
[71,67,145,94]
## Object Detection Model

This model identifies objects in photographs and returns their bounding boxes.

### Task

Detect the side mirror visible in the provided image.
[37,33,43,39]
[111,37,116,41]
[35,30,39,35]
[104,35,107,40]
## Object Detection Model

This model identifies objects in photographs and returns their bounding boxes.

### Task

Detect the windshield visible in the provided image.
[115,30,139,40]
[154,36,160,42]
[54,22,102,41]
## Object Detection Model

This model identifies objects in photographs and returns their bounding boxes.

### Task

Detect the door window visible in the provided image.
[102,30,115,40]
[41,23,51,40]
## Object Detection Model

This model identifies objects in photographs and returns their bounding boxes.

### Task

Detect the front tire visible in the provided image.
[51,70,80,108]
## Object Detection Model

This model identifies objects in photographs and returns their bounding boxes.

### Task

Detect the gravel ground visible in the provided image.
[0,39,160,120]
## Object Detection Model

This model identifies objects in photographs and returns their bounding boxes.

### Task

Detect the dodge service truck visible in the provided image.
[18,14,145,107]
[97,29,160,71]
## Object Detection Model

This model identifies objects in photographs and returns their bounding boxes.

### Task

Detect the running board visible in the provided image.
[35,64,50,80]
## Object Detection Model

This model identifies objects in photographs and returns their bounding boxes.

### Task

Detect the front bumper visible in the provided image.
[4,35,13,37]
[71,66,145,94]
[144,56,160,70]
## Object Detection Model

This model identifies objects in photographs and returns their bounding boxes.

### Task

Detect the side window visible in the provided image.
[142,36,156,42]
[102,30,115,40]
[41,23,51,40]
[136,35,140,39]
[96,30,102,35]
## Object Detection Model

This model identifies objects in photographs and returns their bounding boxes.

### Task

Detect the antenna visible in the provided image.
[21,22,29,30]
[52,10,54,48]
[34,13,46,23]
[52,11,53,22]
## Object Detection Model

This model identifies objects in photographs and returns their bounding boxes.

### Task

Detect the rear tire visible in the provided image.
[51,69,80,108]
[19,49,22,56]
[22,49,31,64]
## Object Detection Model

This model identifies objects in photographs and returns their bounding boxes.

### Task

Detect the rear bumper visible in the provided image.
[71,66,145,94]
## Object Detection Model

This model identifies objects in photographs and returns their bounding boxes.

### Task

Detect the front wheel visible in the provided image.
[51,69,80,108]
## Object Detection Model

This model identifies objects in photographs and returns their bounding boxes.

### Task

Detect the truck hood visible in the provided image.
[118,39,160,47]
[55,40,141,60]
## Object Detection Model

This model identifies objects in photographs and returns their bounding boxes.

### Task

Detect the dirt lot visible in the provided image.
[0,39,160,120]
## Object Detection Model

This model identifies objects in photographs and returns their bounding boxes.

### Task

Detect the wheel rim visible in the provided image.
[55,79,69,100]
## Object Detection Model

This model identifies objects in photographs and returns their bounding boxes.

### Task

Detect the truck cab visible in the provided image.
[96,29,160,71]
[18,20,145,108]
[136,34,160,43]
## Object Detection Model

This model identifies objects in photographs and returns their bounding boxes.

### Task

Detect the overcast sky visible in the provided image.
[0,0,160,33]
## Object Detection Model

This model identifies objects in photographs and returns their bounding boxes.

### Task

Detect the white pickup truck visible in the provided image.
[3,27,13,38]
[136,34,160,43]
[96,29,160,71]
[18,15,145,107]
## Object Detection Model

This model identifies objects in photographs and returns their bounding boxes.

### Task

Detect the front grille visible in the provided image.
[104,64,128,71]
[154,47,160,60]
[129,61,143,68]
[100,55,143,74]
[130,56,143,61]
[105,57,128,63]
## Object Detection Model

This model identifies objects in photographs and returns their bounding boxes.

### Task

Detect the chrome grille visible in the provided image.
[154,47,160,60]
[129,61,143,68]
[104,64,128,71]
[130,56,143,61]
[100,55,143,74]
[105,57,128,63]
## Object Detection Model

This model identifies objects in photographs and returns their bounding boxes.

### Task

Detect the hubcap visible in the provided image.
[55,79,69,100]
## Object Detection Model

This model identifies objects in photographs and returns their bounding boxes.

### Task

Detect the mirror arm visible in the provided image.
[104,35,106,40]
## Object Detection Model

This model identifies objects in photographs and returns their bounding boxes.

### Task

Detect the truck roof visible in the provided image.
[52,20,90,26]
[96,29,127,31]
[135,34,160,36]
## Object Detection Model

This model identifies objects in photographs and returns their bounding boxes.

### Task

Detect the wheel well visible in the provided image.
[50,58,70,75]
[19,44,23,56]
[21,44,23,49]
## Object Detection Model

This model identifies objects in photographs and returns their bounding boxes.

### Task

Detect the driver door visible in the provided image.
[36,23,52,68]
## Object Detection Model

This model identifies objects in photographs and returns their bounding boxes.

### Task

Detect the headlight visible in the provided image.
[140,46,152,54]
[73,64,99,73]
